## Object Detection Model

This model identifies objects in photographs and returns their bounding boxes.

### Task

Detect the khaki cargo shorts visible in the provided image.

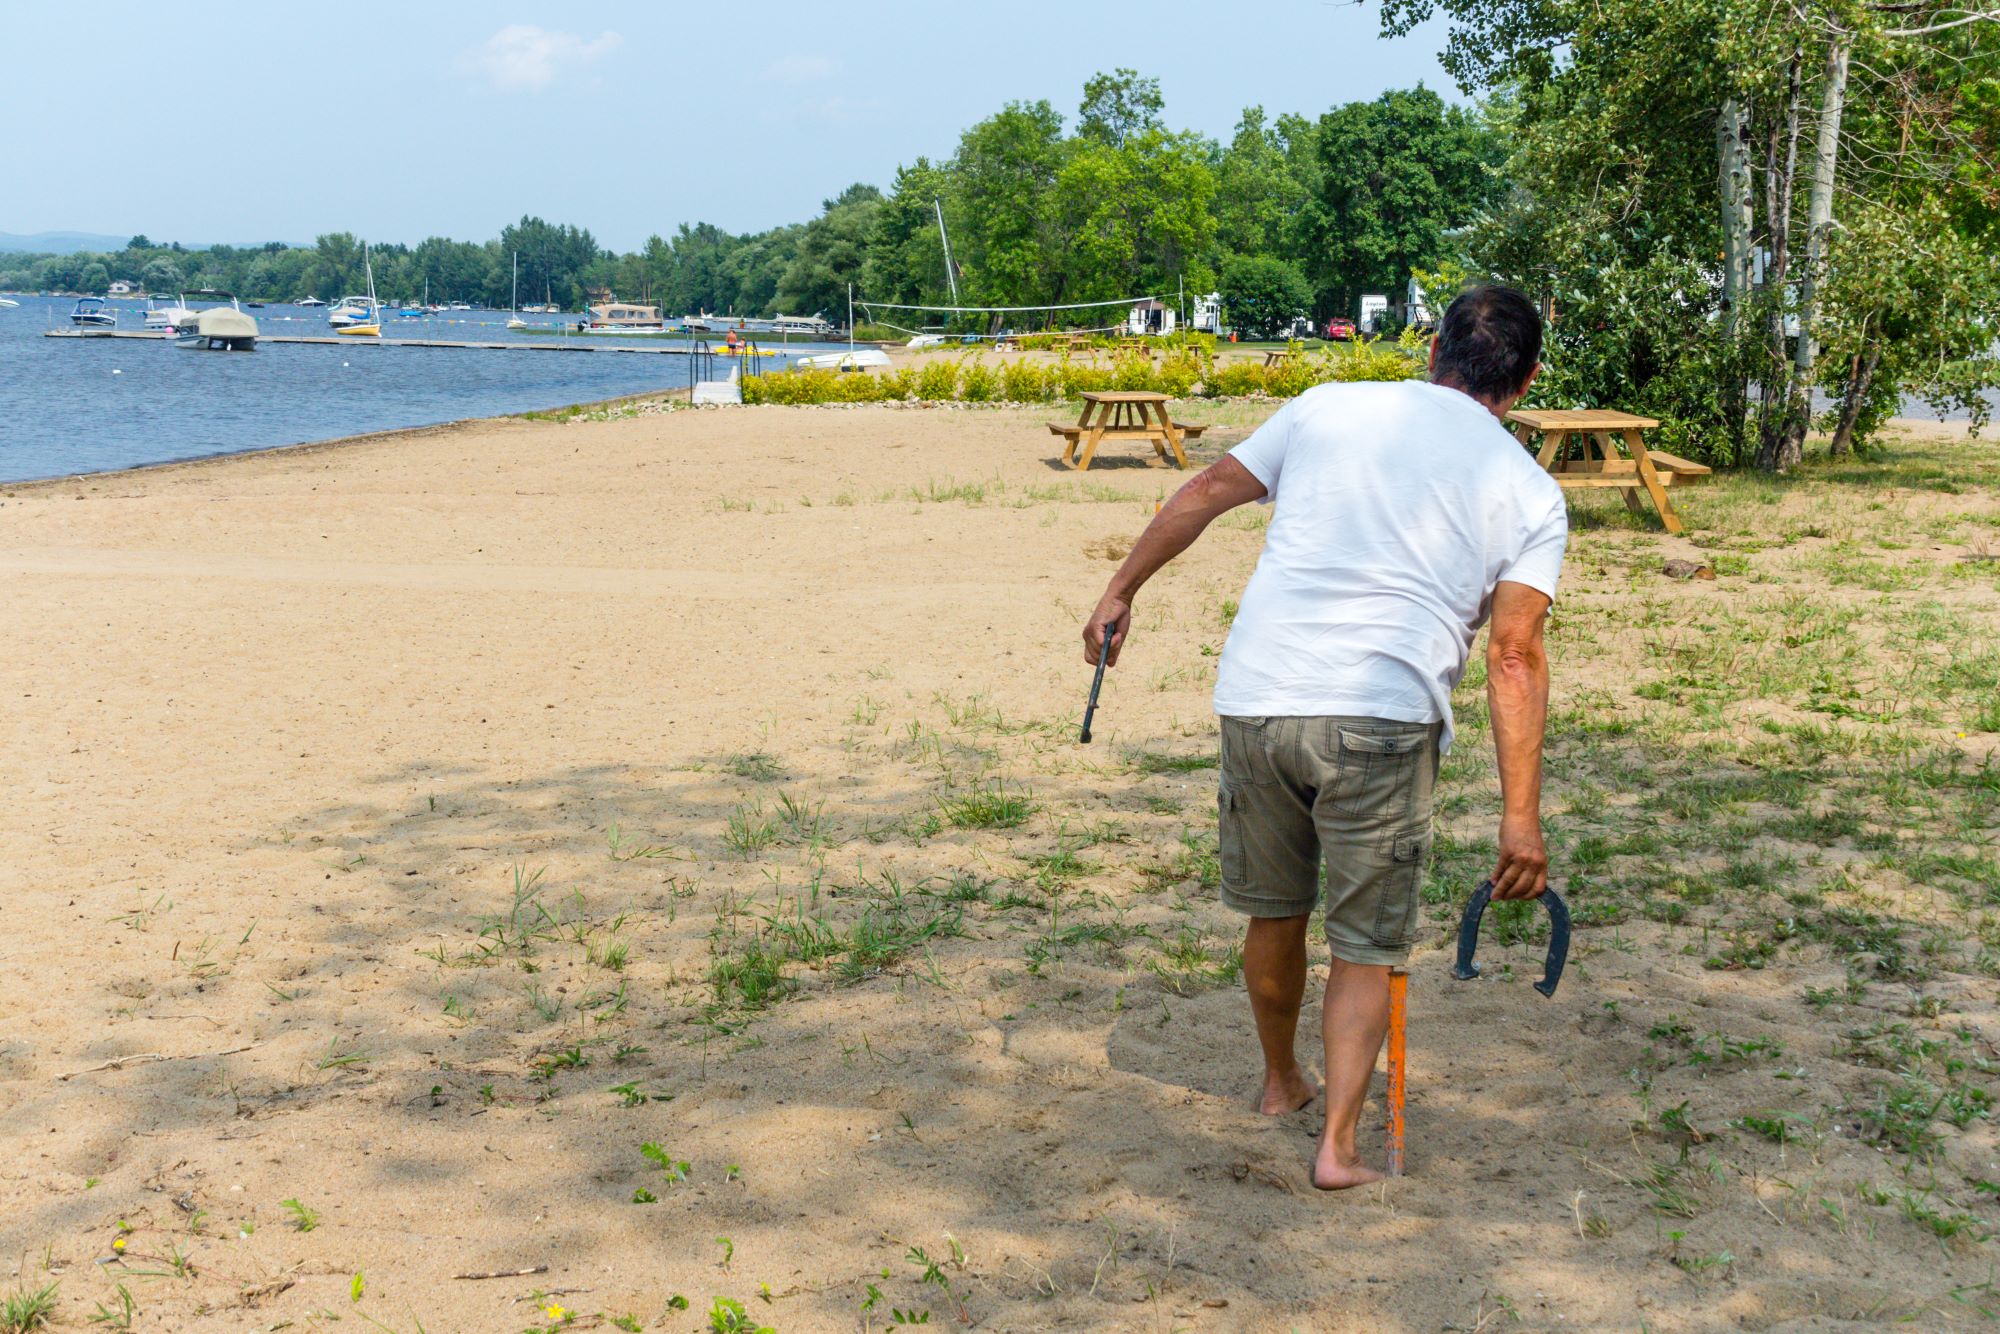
[1217,715,1442,967]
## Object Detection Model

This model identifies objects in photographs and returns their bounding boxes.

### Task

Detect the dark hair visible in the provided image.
[1432,285,1541,401]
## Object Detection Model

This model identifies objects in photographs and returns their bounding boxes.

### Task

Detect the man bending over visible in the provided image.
[1083,285,1565,1188]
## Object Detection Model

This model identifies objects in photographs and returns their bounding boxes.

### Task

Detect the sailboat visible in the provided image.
[506,252,528,331]
[333,243,381,338]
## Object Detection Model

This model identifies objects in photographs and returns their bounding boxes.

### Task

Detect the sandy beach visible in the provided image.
[3,399,1997,1332]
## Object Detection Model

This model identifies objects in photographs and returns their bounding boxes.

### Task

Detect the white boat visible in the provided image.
[0,297,19,309]
[794,348,891,370]
[505,251,528,330]
[296,295,327,307]
[771,313,835,338]
[332,244,382,337]
[327,295,375,329]
[69,297,116,328]
[173,292,258,350]
[145,293,197,332]
[582,298,666,332]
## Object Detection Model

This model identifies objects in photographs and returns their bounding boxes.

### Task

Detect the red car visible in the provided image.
[1324,317,1356,341]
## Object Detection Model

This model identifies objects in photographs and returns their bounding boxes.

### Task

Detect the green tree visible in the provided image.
[1298,87,1502,319]
[1078,68,1164,148]
[1221,254,1312,340]
[949,100,1068,306]
[1383,0,2000,466]
[862,158,957,311]
[1213,107,1314,276]
[776,184,883,318]
[141,256,184,292]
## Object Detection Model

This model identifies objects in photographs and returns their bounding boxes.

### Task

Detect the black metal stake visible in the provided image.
[1079,622,1115,744]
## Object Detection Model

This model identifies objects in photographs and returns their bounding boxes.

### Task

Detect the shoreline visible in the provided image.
[0,387,690,493]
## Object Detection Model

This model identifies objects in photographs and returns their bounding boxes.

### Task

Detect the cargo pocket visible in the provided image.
[1330,726,1429,818]
[1218,782,1249,890]
[1368,829,1429,949]
[1219,716,1277,786]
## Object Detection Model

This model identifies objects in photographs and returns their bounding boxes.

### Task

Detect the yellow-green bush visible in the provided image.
[1332,332,1427,383]
[740,329,1425,406]
[960,357,998,402]
[1203,361,1267,397]
[914,359,959,399]
[1000,359,1056,402]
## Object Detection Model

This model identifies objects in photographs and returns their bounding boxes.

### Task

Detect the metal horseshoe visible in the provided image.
[1451,879,1572,998]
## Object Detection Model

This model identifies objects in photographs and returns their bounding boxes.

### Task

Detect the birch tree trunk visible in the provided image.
[1756,55,1805,470]
[1775,31,1853,469]
[1717,98,1754,331]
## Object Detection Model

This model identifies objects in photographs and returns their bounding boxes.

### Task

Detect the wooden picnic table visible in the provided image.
[1505,408,1711,535]
[1047,390,1205,471]
[1262,348,1300,368]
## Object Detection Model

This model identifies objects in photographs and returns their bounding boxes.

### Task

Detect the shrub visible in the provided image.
[1000,359,1056,402]
[1057,361,1116,397]
[1111,353,1156,391]
[1264,354,1322,398]
[914,359,959,400]
[1333,331,1427,383]
[1156,352,1204,398]
[1202,360,1268,398]
[960,356,998,402]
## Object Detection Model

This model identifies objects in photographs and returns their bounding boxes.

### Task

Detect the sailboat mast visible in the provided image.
[934,198,960,306]
[512,251,519,314]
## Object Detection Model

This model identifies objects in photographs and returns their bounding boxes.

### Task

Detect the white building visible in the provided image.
[1127,298,1176,337]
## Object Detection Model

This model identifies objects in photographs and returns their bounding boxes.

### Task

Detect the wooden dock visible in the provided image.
[40,329,774,357]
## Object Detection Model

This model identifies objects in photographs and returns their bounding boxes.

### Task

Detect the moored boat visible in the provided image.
[171,292,258,350]
[580,298,666,332]
[333,245,382,337]
[69,296,117,328]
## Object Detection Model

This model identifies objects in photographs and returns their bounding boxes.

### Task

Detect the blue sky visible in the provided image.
[1,2,1455,252]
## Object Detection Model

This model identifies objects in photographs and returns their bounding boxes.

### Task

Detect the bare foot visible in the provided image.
[1311,1147,1386,1190]
[1257,1066,1318,1115]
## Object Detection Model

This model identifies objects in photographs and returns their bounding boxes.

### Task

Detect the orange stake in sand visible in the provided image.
[1386,968,1408,1177]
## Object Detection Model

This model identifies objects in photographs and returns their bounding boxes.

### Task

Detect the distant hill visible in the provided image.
[0,230,133,254]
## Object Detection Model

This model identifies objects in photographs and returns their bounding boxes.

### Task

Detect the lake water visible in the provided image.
[0,295,840,483]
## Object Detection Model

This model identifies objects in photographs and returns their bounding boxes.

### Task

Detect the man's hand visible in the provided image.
[1492,810,1549,900]
[1083,596,1130,666]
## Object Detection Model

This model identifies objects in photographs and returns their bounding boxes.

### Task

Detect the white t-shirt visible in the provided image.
[1213,379,1568,752]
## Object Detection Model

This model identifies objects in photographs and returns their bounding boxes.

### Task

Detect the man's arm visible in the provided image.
[1083,455,1267,665]
[1486,580,1552,899]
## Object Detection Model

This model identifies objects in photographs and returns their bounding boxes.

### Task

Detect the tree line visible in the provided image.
[0,70,1496,332]
[5,37,1992,467]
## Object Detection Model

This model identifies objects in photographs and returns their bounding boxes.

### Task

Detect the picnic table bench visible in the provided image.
[1047,391,1204,470]
[1505,408,1711,534]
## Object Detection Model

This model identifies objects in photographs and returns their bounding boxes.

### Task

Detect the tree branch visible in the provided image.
[1883,9,2000,36]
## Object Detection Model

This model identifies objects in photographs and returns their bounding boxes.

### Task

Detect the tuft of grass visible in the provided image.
[724,752,784,782]
[1,1282,58,1333]
[280,1198,321,1232]
[1130,750,1219,775]
[940,784,1034,830]
[722,800,781,858]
